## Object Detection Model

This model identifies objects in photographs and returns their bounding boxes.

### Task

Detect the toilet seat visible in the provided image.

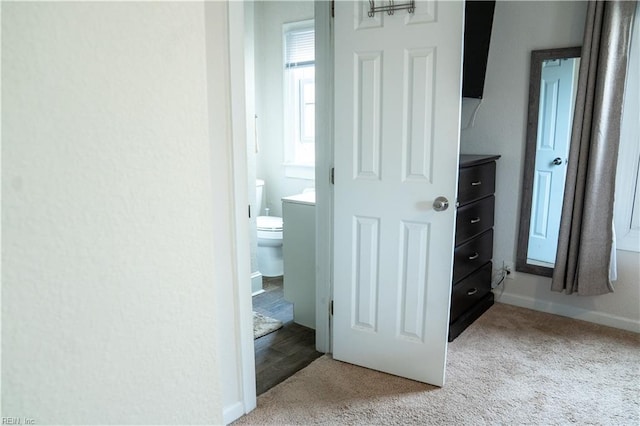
[257,216,283,231]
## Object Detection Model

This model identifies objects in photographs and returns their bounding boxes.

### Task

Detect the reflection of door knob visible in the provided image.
[433,196,449,212]
[552,157,563,165]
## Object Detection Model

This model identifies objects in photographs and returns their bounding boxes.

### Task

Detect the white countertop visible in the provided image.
[282,191,316,206]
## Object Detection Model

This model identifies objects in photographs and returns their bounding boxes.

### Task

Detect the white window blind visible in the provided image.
[285,27,315,68]
[283,20,315,177]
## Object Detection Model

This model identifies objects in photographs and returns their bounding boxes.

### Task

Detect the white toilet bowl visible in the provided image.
[257,215,283,277]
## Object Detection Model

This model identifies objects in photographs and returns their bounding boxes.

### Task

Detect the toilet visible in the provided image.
[256,179,284,277]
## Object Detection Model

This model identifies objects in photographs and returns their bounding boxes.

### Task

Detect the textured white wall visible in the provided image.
[254,1,315,217]
[2,2,227,423]
[461,1,640,332]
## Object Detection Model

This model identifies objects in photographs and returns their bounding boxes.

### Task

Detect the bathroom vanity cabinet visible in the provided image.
[449,154,500,341]
[282,192,316,330]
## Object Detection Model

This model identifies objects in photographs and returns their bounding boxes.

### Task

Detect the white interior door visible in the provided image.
[333,0,464,386]
[527,58,578,265]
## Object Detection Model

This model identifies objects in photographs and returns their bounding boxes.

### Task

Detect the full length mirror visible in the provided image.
[517,47,581,277]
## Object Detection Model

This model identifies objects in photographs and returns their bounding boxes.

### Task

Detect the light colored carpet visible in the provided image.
[236,303,640,425]
[253,312,283,339]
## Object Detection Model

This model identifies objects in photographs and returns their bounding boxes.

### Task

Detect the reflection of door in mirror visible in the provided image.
[516,46,581,277]
[527,57,580,267]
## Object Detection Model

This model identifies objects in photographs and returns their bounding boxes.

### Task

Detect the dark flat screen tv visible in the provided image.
[462,1,496,99]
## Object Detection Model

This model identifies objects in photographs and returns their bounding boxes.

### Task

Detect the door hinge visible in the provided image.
[331,0,335,18]
[248,204,251,218]
[330,167,335,185]
[330,300,334,316]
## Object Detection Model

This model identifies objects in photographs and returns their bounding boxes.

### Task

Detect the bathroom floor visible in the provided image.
[253,276,323,395]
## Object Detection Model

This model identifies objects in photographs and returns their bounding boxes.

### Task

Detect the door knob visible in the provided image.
[433,196,449,212]
[552,157,563,166]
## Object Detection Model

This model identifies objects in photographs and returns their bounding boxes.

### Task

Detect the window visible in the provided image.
[283,20,315,179]
[614,1,640,252]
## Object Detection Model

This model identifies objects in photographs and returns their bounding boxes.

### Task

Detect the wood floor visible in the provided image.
[253,276,323,395]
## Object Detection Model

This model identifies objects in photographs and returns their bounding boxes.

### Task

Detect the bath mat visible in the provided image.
[253,312,283,339]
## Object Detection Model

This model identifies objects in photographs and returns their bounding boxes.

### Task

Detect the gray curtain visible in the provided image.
[551,0,637,296]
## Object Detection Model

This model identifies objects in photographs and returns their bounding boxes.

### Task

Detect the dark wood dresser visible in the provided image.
[449,154,500,341]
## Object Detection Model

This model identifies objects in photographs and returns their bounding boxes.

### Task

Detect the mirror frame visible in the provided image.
[516,46,581,277]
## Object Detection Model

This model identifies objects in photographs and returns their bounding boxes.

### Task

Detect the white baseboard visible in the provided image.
[496,292,640,333]
[223,401,245,425]
[251,271,263,295]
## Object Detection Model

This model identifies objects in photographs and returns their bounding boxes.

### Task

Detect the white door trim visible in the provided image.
[314,0,333,354]
[223,1,257,422]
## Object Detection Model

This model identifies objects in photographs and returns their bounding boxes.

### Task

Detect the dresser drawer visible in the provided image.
[453,229,493,283]
[455,195,495,245]
[450,262,492,324]
[458,161,496,206]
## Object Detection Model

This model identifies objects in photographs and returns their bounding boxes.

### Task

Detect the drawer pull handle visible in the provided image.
[471,181,482,186]
[467,288,478,296]
[470,217,481,224]
[468,252,479,260]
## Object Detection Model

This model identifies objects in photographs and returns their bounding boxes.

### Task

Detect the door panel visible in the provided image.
[354,52,382,179]
[402,47,435,182]
[333,0,464,386]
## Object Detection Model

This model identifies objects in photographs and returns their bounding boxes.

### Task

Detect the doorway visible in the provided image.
[244,0,326,395]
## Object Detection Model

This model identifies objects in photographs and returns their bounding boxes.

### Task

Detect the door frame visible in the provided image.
[313,0,334,354]
[224,0,334,421]
[223,1,257,422]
